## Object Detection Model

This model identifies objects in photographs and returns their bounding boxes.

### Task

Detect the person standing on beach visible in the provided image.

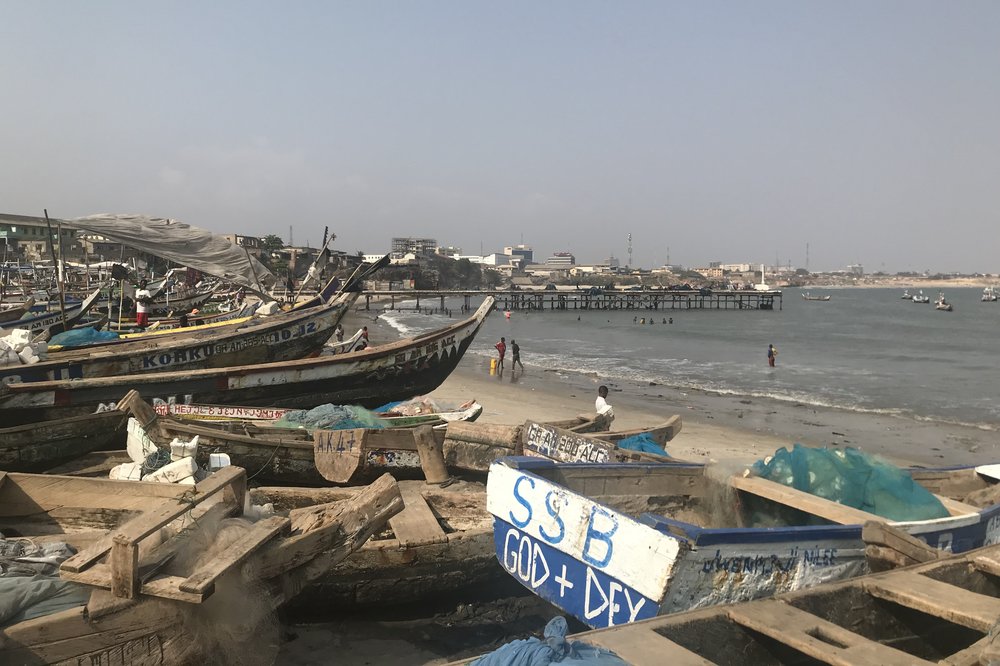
[495,337,507,371]
[511,339,523,371]
[767,343,777,367]
[595,385,615,424]
[334,324,344,343]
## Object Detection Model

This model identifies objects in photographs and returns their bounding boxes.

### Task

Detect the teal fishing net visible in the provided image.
[272,404,385,431]
[751,444,948,522]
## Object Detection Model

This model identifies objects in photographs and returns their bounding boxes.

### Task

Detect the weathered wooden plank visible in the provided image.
[729,475,886,525]
[862,520,941,571]
[314,428,367,483]
[61,563,207,603]
[587,628,714,665]
[388,485,447,547]
[864,572,1000,632]
[941,634,996,666]
[414,425,449,484]
[111,536,140,599]
[60,467,244,574]
[935,494,981,517]
[728,599,934,665]
[247,473,404,581]
[179,515,290,594]
[972,552,1000,577]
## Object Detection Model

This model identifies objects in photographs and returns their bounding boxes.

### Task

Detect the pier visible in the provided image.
[359,289,782,312]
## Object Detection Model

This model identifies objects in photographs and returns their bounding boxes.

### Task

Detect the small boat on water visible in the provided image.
[935,292,953,311]
[486,456,1000,629]
[801,292,831,301]
[983,286,998,302]
[901,289,912,300]
[912,290,931,304]
[492,538,1000,666]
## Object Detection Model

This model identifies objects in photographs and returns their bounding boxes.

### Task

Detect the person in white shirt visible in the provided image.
[595,385,615,424]
[134,279,152,328]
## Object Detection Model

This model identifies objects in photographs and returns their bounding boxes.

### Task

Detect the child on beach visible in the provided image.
[495,337,506,370]
[595,385,615,423]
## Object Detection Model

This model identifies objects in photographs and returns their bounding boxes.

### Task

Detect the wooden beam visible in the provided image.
[247,472,404,581]
[934,494,980,517]
[728,599,934,666]
[864,572,1000,632]
[388,485,448,548]
[586,629,714,665]
[862,521,941,571]
[729,475,886,525]
[179,515,290,595]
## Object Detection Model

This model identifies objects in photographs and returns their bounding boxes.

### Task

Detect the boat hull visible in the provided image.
[486,459,1000,630]
[0,298,494,424]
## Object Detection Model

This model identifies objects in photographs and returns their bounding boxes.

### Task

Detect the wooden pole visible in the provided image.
[43,210,68,333]
[413,425,449,484]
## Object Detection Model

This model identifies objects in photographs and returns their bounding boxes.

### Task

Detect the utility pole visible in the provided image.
[806,242,810,272]
[289,225,293,246]
[627,233,633,268]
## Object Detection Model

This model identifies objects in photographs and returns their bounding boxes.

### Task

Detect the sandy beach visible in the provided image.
[277,310,1000,665]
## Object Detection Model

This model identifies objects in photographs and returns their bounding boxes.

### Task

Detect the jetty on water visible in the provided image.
[360,288,783,312]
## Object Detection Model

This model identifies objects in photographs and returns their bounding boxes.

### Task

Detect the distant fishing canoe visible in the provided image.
[0,286,102,336]
[0,297,495,424]
[0,283,356,387]
[0,296,35,323]
[486,457,1000,630]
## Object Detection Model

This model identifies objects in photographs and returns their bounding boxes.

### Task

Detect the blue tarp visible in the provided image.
[469,617,627,666]
[616,433,670,457]
[751,444,949,522]
[49,327,119,347]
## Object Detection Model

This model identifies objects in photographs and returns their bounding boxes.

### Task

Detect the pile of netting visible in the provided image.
[272,404,386,431]
[616,433,670,457]
[751,444,949,522]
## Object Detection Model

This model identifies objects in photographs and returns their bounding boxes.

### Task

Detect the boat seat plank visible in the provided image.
[179,515,289,594]
[729,475,886,525]
[388,486,447,547]
[971,552,1000,577]
[587,629,716,665]
[864,572,1000,632]
[862,521,942,570]
[60,563,206,603]
[940,634,997,666]
[728,600,935,666]
[934,494,980,516]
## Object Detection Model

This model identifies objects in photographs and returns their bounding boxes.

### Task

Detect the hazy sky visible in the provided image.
[2,2,998,272]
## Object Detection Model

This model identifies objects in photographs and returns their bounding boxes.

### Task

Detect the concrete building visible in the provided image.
[222,234,264,258]
[391,237,437,258]
[546,251,576,267]
[0,213,84,262]
[504,244,534,265]
[848,264,864,276]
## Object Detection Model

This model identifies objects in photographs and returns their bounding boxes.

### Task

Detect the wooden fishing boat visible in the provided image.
[542,539,1000,665]
[0,408,128,472]
[0,297,494,424]
[250,478,500,610]
[485,456,1000,629]
[109,393,489,486]
[0,278,356,389]
[0,296,34,324]
[105,301,258,334]
[0,286,102,336]
[0,467,404,663]
[801,292,831,301]
[150,395,483,428]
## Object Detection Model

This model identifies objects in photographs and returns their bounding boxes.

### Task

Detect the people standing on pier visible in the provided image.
[495,337,506,371]
[768,343,777,367]
[595,385,615,424]
[511,339,523,371]
[134,279,152,328]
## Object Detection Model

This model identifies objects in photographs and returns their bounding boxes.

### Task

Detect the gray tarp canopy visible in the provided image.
[63,214,277,292]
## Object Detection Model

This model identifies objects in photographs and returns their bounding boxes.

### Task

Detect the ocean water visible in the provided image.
[378,288,1000,431]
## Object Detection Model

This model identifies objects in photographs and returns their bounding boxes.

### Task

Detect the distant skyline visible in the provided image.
[2,2,998,273]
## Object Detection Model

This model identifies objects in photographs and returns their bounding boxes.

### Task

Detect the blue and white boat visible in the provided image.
[486,457,1000,630]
